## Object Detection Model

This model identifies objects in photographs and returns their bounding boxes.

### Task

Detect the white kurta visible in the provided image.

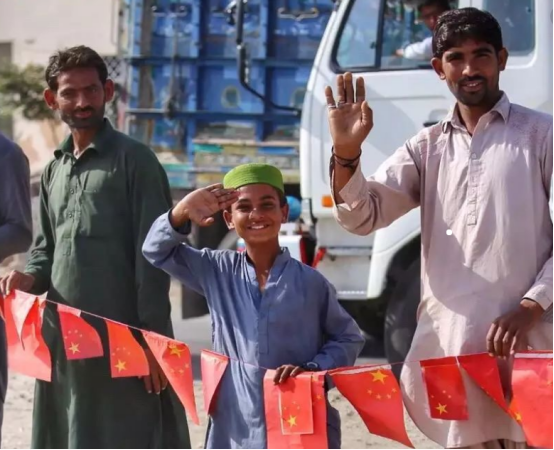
[333,94,553,448]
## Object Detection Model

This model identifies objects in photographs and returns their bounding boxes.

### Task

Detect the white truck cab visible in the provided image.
[300,0,552,363]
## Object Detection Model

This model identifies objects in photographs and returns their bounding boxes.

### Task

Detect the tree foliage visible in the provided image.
[0,64,55,121]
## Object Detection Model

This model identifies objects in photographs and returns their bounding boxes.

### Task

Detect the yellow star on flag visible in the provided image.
[115,360,127,372]
[169,345,185,358]
[371,370,388,384]
[514,412,522,422]
[69,342,80,354]
[286,415,297,427]
[436,403,448,415]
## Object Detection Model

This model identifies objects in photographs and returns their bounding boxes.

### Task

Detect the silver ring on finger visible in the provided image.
[327,103,338,110]
[337,101,346,109]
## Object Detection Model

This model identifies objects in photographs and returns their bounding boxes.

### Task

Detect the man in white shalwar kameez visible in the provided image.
[325,7,552,449]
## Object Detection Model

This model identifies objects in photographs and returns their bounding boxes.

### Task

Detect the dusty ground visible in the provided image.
[2,371,438,449]
[1,252,438,449]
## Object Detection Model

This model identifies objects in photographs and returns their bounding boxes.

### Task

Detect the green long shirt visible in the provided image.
[25,120,190,448]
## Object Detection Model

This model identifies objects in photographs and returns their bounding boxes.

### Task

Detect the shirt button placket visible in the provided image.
[67,156,78,256]
[467,148,479,226]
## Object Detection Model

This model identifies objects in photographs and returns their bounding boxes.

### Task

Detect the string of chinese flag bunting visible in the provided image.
[1,290,552,449]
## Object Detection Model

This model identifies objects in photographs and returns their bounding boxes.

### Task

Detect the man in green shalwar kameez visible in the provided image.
[0,46,191,448]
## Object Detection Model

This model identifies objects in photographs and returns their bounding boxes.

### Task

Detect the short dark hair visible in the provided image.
[418,0,451,13]
[45,46,108,91]
[432,7,503,58]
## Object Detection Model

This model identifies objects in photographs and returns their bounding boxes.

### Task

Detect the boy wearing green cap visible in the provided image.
[142,163,364,449]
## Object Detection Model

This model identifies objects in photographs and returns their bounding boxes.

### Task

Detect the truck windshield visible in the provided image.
[333,0,536,72]
[334,0,453,71]
[483,0,535,57]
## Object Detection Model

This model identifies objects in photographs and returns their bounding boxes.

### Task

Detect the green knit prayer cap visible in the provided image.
[223,163,284,193]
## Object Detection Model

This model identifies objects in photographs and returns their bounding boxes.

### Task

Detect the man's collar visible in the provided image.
[54,118,114,158]
[442,92,511,133]
[490,92,511,122]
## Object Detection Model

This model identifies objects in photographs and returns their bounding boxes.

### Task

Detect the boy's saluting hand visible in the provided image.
[170,184,239,228]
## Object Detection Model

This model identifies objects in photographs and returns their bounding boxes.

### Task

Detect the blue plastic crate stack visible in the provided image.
[120,0,334,188]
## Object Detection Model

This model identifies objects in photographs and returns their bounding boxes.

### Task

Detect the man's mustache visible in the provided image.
[458,76,486,86]
[73,107,96,115]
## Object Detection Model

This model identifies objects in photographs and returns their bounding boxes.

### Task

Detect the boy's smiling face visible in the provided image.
[223,184,289,245]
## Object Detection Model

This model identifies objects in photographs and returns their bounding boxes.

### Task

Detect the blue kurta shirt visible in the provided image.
[143,212,365,449]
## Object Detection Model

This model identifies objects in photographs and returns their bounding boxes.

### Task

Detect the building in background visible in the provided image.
[0,0,120,176]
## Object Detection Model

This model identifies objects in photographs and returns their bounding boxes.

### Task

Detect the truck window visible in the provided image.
[334,0,380,70]
[482,0,535,56]
[380,0,439,70]
[334,0,458,72]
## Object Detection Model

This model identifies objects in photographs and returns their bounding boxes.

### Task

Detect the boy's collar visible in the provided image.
[275,248,291,264]
[245,247,291,268]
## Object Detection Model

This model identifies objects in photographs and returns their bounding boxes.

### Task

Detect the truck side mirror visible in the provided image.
[237,44,248,85]
[233,0,299,115]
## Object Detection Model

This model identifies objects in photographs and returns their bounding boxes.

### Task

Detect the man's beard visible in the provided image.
[60,104,106,129]
[451,75,497,107]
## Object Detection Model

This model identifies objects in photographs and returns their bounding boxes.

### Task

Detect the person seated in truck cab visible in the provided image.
[395,0,451,60]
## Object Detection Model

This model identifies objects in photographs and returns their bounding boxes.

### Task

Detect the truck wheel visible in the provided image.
[384,258,420,377]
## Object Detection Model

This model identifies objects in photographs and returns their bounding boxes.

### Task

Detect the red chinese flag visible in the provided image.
[200,350,229,415]
[458,353,512,416]
[11,290,38,344]
[57,304,103,360]
[511,351,553,448]
[279,375,314,435]
[331,365,413,448]
[264,371,328,449]
[0,293,5,321]
[105,320,149,378]
[421,357,468,420]
[143,331,199,425]
[4,293,51,381]
[508,398,523,426]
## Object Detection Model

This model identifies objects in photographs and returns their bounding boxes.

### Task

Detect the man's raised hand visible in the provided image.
[325,72,373,161]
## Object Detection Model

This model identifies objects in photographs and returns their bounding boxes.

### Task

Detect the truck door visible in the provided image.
[303,0,470,301]
[308,0,470,222]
